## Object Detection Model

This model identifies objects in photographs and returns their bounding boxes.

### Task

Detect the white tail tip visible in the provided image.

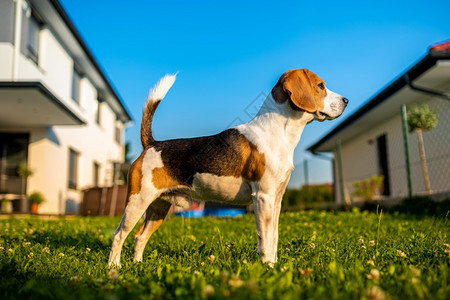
[147,73,177,102]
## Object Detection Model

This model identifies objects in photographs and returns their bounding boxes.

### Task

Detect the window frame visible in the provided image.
[95,97,103,126]
[114,123,122,145]
[93,162,100,187]
[71,66,82,103]
[68,148,79,190]
[27,13,41,64]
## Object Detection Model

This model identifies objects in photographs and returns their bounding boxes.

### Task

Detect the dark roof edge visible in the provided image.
[48,0,132,122]
[0,81,86,124]
[307,49,449,153]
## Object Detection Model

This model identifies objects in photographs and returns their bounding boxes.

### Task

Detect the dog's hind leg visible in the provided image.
[134,198,171,262]
[108,192,159,268]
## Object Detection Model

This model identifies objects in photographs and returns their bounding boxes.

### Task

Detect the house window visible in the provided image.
[95,98,102,125]
[68,148,79,189]
[0,134,29,196]
[72,67,82,103]
[115,124,122,144]
[93,162,100,186]
[27,14,41,63]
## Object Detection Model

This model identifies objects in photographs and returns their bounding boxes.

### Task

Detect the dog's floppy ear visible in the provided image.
[283,69,316,113]
[271,69,316,113]
[271,75,289,104]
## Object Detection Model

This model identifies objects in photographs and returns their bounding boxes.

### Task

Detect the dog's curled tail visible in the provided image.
[141,73,177,148]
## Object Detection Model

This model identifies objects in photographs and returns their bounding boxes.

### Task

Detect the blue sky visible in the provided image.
[60,0,450,187]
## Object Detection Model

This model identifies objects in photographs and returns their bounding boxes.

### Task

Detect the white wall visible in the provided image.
[35,81,124,214]
[340,115,407,200]
[39,27,73,102]
[335,95,450,204]
[1,10,126,214]
[0,44,13,80]
[17,27,87,121]
[27,127,66,214]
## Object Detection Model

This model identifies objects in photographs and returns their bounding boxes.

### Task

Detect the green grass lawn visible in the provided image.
[0,209,449,299]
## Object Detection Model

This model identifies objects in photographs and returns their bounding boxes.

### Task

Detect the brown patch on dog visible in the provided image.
[152,167,182,189]
[141,99,162,148]
[135,199,171,237]
[151,129,265,187]
[271,69,327,113]
[239,138,266,181]
[126,153,144,204]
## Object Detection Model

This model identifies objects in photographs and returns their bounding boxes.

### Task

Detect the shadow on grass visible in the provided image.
[28,230,109,253]
[0,260,102,300]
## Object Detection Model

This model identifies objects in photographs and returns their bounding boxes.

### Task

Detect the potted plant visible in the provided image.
[1,199,13,214]
[29,192,45,214]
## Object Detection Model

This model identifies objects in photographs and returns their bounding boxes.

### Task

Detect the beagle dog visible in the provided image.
[108,69,348,268]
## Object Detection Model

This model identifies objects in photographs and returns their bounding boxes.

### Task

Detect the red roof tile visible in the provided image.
[429,40,450,52]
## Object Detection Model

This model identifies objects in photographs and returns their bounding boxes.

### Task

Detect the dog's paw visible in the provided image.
[108,259,122,269]
[261,256,277,268]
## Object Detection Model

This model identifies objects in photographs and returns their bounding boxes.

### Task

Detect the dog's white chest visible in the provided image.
[191,173,253,204]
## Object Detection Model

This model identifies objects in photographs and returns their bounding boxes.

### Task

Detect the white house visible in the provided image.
[0,0,132,214]
[308,41,450,205]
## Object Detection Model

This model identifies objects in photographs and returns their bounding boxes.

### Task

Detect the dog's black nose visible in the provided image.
[343,97,349,104]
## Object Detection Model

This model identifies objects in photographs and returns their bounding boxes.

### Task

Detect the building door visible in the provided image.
[0,134,29,197]
[376,134,391,196]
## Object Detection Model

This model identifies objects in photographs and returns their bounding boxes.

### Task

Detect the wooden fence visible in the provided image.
[80,186,127,216]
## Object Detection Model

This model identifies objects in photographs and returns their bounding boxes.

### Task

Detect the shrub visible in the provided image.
[282,184,333,209]
[351,175,384,201]
[391,196,450,216]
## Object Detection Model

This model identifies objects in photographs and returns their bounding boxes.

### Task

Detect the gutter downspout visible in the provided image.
[404,74,450,101]
[310,151,333,162]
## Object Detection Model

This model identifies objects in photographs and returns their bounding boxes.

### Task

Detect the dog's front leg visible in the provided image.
[271,174,291,263]
[253,191,278,266]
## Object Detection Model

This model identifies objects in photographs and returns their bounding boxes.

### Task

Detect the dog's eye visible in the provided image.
[318,82,325,90]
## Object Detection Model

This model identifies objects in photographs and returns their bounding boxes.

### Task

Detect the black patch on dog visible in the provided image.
[152,128,265,186]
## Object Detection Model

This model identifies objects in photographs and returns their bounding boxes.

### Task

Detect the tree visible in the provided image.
[124,142,132,163]
[119,142,132,184]
[17,162,34,213]
[407,103,438,194]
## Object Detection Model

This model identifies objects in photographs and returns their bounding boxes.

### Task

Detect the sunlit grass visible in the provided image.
[0,209,449,299]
